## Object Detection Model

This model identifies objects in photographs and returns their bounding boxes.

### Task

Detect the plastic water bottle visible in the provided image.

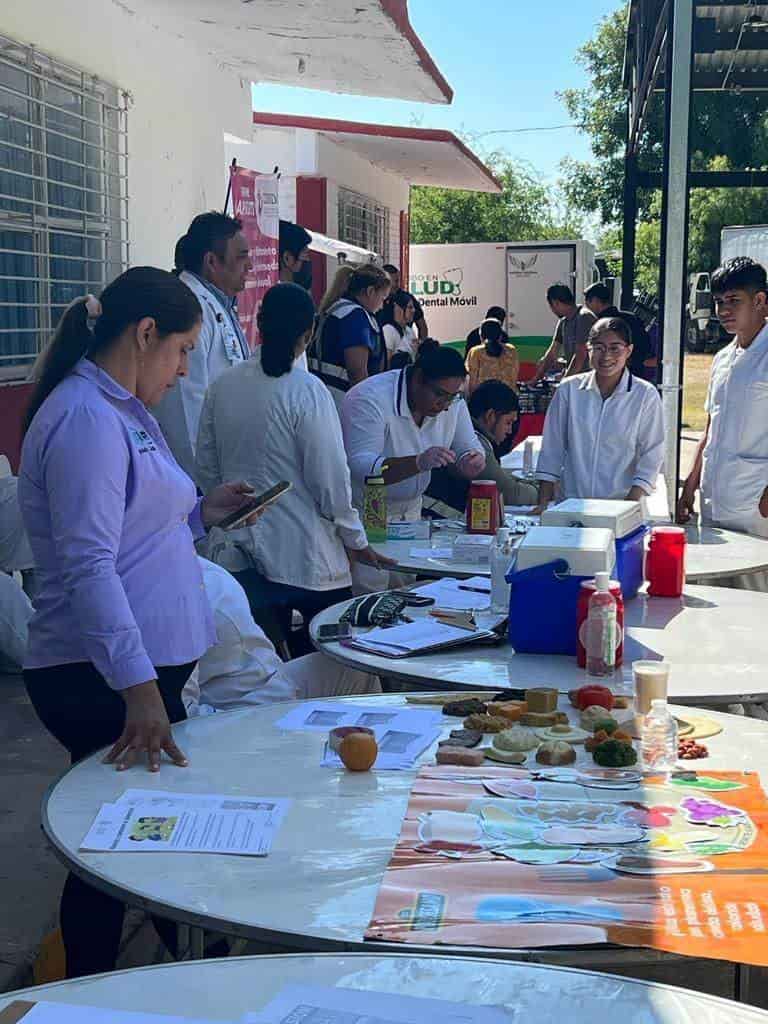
[586,572,617,677]
[641,698,679,774]
[522,439,535,479]
[490,527,513,614]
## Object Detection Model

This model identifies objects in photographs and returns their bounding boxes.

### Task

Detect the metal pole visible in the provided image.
[621,151,638,310]
[658,0,694,517]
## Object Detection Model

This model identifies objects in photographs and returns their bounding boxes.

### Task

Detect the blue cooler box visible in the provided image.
[506,526,617,655]
[541,499,648,600]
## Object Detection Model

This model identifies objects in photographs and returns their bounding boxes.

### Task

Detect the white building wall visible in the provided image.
[317,135,409,266]
[2,0,253,269]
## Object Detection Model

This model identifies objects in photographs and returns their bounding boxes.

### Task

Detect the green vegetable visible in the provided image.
[594,717,618,735]
[592,739,638,767]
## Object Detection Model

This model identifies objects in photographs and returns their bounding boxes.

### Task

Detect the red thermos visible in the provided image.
[646,526,686,597]
[466,479,501,535]
[577,579,624,669]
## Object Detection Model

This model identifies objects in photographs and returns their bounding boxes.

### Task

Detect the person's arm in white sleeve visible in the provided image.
[536,385,569,506]
[194,383,223,495]
[630,388,665,497]
[163,310,214,478]
[450,399,486,479]
[300,386,368,550]
[341,385,426,485]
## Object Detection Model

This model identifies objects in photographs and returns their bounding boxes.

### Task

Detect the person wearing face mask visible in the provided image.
[536,317,664,507]
[309,263,390,410]
[279,220,313,290]
[196,283,393,655]
[18,268,260,977]
[154,212,253,481]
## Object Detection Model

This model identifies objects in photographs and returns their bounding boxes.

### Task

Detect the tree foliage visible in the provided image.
[410,151,582,245]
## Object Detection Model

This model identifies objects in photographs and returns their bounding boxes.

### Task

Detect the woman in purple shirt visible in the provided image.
[19,266,256,977]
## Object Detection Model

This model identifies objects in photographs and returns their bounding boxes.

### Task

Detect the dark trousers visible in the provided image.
[25,661,194,978]
[233,568,352,658]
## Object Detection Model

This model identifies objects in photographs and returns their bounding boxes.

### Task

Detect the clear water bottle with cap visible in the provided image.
[490,527,514,614]
[522,439,535,479]
[641,698,679,774]
[585,572,617,677]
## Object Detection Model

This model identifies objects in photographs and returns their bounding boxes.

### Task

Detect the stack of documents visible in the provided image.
[80,789,290,857]
[342,618,498,658]
[411,575,491,611]
[275,701,442,772]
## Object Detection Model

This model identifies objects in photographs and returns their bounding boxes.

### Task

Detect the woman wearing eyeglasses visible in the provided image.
[536,317,664,506]
[341,344,486,588]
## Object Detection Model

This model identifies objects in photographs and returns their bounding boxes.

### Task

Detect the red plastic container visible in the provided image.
[466,479,500,535]
[577,579,624,669]
[646,526,686,597]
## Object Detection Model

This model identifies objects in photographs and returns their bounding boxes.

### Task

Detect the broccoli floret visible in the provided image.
[594,717,619,735]
[592,739,638,767]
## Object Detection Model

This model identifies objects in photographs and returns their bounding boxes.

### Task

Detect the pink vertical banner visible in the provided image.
[230,166,279,349]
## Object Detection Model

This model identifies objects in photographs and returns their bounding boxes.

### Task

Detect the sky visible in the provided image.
[251,0,621,185]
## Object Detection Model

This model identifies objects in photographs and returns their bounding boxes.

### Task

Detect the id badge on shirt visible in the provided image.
[130,428,158,454]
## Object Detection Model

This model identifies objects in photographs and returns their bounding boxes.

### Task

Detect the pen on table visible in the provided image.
[457,584,491,594]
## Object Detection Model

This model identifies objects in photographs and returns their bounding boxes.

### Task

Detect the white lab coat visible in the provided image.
[0,473,34,572]
[701,325,768,540]
[182,559,379,713]
[537,369,665,500]
[0,571,32,672]
[196,359,367,591]
[153,270,248,481]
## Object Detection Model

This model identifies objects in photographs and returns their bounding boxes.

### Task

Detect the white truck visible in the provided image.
[409,239,597,371]
[685,224,768,352]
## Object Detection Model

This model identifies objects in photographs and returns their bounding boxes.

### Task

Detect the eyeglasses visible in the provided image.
[428,382,463,405]
[587,343,629,356]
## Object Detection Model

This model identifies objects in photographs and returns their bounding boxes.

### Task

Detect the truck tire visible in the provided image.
[685,321,704,353]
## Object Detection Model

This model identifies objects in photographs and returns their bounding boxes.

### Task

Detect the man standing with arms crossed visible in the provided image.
[678,257,768,589]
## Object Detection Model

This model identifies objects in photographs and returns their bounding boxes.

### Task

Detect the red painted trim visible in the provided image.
[399,210,410,285]
[0,382,32,472]
[253,112,501,192]
[297,176,328,305]
[378,0,453,103]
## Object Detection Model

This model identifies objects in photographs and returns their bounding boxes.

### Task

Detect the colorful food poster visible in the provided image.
[365,765,768,966]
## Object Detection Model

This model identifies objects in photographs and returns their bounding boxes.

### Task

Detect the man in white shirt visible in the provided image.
[184,559,379,714]
[154,213,253,480]
[341,345,485,591]
[679,257,768,589]
[536,317,665,504]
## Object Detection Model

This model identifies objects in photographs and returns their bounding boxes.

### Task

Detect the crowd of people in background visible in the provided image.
[0,201,767,978]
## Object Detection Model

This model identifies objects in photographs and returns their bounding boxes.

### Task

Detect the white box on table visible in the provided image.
[452,533,494,564]
[540,498,644,539]
[386,519,431,541]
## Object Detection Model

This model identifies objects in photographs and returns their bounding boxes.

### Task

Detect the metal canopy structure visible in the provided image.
[622,0,768,513]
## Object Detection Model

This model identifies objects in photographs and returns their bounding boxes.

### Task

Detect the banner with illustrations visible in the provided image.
[230,166,279,349]
[366,765,768,966]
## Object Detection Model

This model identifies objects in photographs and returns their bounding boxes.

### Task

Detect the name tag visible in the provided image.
[130,428,158,454]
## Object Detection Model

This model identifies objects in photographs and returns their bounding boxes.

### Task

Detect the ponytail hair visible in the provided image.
[25,266,202,431]
[481,318,504,358]
[318,262,390,315]
[258,282,316,378]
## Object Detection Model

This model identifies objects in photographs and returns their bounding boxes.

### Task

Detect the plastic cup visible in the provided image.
[633,660,670,714]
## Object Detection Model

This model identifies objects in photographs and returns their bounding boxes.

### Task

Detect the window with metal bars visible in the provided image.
[0,35,128,380]
[337,187,390,260]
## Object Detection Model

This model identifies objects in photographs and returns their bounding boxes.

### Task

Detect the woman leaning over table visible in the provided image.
[19,266,259,977]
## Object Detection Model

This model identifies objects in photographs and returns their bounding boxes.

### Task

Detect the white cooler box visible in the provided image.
[513,526,616,575]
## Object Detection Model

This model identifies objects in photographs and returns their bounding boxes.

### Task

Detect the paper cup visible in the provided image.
[632,660,670,715]
[328,726,374,753]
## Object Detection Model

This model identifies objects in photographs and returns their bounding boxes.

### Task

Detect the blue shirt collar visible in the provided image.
[73,357,134,403]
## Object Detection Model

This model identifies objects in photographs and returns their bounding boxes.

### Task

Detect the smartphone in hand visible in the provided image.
[218,481,292,531]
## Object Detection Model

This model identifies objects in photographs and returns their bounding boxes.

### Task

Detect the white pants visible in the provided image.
[0,571,33,673]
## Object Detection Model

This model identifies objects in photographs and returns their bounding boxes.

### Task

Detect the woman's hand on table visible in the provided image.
[201,480,261,529]
[346,545,398,570]
[104,680,188,772]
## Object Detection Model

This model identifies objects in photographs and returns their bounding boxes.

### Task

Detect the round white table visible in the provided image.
[372,524,768,585]
[312,584,768,707]
[42,696,768,978]
[1,953,765,1021]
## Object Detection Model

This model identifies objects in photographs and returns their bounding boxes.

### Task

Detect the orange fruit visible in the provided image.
[339,732,378,771]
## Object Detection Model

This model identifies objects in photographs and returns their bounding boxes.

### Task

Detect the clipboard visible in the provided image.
[0,1003,35,1023]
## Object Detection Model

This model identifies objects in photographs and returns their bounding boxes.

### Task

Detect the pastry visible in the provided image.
[438,729,483,749]
[443,698,487,718]
[493,724,539,753]
[436,746,485,766]
[463,713,509,733]
[536,740,577,766]
[486,700,528,722]
[535,724,590,744]
[484,747,527,765]
[579,706,618,732]
[525,687,558,713]
[520,711,569,728]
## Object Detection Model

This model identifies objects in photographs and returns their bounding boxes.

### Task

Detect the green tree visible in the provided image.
[410,151,582,245]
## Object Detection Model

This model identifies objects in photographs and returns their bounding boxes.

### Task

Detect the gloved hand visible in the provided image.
[457,450,486,479]
[416,447,456,472]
